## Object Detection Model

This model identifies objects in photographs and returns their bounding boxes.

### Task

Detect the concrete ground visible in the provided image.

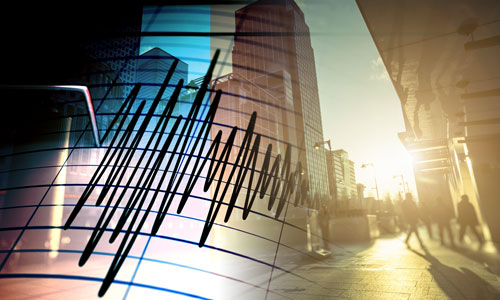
[268,228,500,299]
[2,226,500,299]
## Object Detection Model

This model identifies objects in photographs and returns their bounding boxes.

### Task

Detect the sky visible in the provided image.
[296,0,415,199]
[139,1,416,199]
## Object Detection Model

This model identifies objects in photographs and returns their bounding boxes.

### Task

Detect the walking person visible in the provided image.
[434,197,455,247]
[419,198,434,239]
[402,193,424,247]
[457,194,484,245]
[394,199,406,232]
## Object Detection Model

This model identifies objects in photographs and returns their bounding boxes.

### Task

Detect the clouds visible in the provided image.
[370,56,390,81]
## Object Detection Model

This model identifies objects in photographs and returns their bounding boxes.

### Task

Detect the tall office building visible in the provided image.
[62,6,143,174]
[232,0,330,202]
[211,71,298,218]
[137,47,188,115]
[207,0,329,252]
[82,7,142,101]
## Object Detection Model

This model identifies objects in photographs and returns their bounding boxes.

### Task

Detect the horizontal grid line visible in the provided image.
[0,273,209,299]
[0,248,290,299]
[0,225,314,285]
[0,182,309,236]
[0,202,321,260]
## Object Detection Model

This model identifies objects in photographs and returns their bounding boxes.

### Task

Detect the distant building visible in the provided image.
[364,196,377,214]
[137,47,188,115]
[330,149,358,210]
[180,75,212,121]
[357,183,366,209]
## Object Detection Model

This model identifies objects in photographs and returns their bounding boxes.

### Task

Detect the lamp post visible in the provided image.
[314,139,332,151]
[312,139,333,256]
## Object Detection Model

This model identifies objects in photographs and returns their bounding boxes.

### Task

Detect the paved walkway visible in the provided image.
[2,227,500,299]
[269,230,500,299]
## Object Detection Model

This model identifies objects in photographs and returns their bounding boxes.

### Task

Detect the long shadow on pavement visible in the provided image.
[445,243,500,277]
[410,246,500,300]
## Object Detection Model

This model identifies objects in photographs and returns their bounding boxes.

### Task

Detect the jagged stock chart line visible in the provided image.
[0,52,327,300]
[0,4,336,300]
[63,49,316,297]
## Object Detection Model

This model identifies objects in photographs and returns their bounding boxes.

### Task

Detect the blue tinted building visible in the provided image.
[137,47,188,115]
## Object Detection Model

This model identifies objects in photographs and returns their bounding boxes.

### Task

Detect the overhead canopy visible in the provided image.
[356,0,500,144]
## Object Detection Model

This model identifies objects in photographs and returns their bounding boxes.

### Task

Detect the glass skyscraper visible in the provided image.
[232,0,331,203]
[136,47,188,115]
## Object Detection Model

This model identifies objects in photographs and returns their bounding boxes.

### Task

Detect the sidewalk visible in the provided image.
[268,228,500,299]
[2,226,500,299]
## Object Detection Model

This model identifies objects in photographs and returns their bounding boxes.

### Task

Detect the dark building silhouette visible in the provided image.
[0,5,143,268]
[0,4,142,91]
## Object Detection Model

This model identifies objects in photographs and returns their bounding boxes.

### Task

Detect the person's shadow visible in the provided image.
[409,247,500,299]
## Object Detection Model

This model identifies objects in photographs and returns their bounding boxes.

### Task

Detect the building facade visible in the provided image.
[232,0,330,203]
[357,0,500,242]
[137,47,188,115]
[330,149,358,211]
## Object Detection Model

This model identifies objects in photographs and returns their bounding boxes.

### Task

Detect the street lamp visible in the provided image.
[311,139,333,256]
[361,162,380,202]
[314,140,332,151]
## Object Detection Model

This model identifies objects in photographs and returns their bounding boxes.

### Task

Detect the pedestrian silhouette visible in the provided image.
[434,197,455,247]
[402,193,424,247]
[419,198,434,239]
[457,194,484,245]
[393,199,405,232]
